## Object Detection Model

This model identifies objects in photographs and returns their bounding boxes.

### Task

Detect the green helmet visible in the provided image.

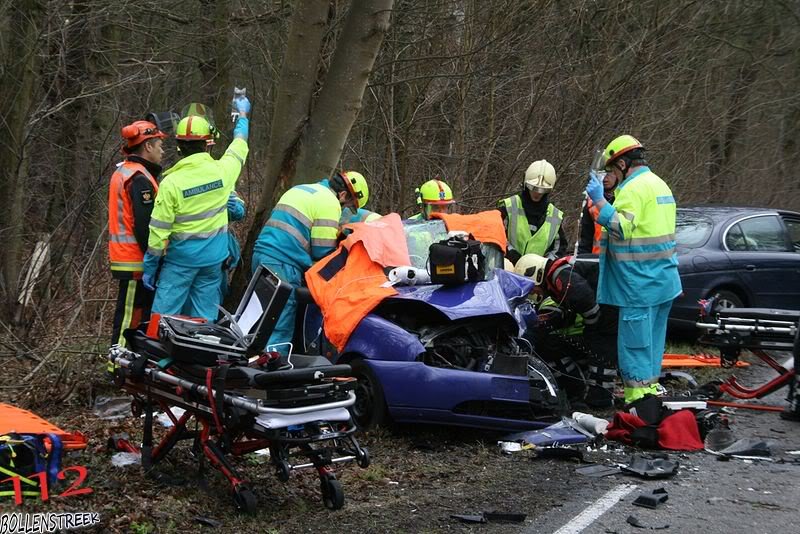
[603,135,643,167]
[175,115,214,141]
[341,171,369,209]
[417,179,455,205]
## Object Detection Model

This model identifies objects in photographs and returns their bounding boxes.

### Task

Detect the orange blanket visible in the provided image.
[306,215,411,352]
[431,210,507,250]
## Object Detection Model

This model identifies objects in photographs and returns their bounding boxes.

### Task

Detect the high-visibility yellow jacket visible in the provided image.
[499,195,563,257]
[596,166,682,306]
[143,138,248,275]
[252,180,342,272]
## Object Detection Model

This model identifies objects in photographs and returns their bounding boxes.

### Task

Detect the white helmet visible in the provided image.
[524,159,557,192]
[514,253,548,286]
[503,258,515,272]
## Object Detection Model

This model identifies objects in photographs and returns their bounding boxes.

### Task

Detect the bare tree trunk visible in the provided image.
[231,0,329,300]
[292,0,394,184]
[0,0,44,322]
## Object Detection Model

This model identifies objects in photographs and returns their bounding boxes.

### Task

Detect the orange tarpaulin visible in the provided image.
[341,213,411,267]
[0,403,88,450]
[431,211,507,251]
[306,215,410,353]
[661,353,749,368]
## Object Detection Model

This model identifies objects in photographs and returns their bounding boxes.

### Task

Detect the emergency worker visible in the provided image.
[252,171,369,352]
[143,96,251,321]
[585,135,681,403]
[578,169,619,254]
[108,120,166,359]
[515,253,619,408]
[409,179,456,220]
[498,159,566,263]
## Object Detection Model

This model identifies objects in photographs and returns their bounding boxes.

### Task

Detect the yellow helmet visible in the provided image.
[340,171,369,209]
[603,135,643,167]
[514,253,548,286]
[175,115,214,141]
[417,179,455,205]
[524,160,557,192]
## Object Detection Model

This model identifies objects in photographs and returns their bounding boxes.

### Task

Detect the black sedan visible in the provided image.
[669,206,800,330]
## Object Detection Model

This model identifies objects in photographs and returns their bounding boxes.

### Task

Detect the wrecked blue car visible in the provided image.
[299,220,562,431]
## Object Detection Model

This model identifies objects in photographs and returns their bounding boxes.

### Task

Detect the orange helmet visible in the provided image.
[121,120,167,151]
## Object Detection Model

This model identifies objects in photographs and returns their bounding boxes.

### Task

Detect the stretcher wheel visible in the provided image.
[275,459,291,482]
[233,485,257,514]
[320,476,345,510]
[356,447,370,469]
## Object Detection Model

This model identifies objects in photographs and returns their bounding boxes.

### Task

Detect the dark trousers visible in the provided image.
[111,279,154,348]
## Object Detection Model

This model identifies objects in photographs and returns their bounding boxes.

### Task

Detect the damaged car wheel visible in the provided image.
[350,358,387,430]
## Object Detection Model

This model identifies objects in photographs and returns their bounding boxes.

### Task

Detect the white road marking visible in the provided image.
[551,483,638,534]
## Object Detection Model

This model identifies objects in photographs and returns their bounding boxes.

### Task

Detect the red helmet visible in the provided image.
[121,120,167,151]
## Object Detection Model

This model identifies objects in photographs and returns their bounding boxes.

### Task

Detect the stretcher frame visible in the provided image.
[107,266,370,512]
[696,307,798,400]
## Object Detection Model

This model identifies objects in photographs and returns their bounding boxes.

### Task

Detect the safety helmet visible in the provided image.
[603,135,643,167]
[121,120,167,150]
[514,253,548,286]
[340,171,369,209]
[524,160,557,193]
[175,115,214,141]
[417,179,455,205]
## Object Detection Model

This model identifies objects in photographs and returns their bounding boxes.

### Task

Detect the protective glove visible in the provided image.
[227,192,246,221]
[142,273,156,291]
[233,117,249,141]
[233,95,251,115]
[585,170,605,203]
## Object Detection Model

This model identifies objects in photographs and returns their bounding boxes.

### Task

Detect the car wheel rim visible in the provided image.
[717,298,737,309]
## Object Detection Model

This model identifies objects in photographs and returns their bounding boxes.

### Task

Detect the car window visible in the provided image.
[403,219,504,278]
[725,215,789,252]
[675,210,713,248]
[783,217,800,253]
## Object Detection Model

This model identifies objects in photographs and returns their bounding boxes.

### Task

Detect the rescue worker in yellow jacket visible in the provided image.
[408,179,456,220]
[143,96,251,321]
[586,135,682,403]
[108,120,166,352]
[252,171,370,352]
[498,160,567,264]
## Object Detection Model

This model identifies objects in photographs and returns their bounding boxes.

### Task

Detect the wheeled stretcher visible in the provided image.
[107,266,369,513]
[696,305,799,400]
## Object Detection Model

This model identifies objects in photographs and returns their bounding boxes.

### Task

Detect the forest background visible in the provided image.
[1,0,798,397]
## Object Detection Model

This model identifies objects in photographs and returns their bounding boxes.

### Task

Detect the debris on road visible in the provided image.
[621,455,679,479]
[632,487,668,509]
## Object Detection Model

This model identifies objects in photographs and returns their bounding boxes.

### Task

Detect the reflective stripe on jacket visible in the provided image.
[144,138,248,272]
[252,180,342,272]
[596,166,682,306]
[500,195,563,256]
[108,160,158,274]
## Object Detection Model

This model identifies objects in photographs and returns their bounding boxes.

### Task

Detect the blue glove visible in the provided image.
[585,171,605,203]
[227,193,246,221]
[233,95,251,115]
[142,273,155,291]
[233,117,249,140]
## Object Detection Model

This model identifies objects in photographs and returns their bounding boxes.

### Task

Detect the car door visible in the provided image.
[777,213,800,307]
[723,214,799,309]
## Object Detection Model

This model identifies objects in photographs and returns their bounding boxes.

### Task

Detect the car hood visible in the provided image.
[387,269,534,321]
